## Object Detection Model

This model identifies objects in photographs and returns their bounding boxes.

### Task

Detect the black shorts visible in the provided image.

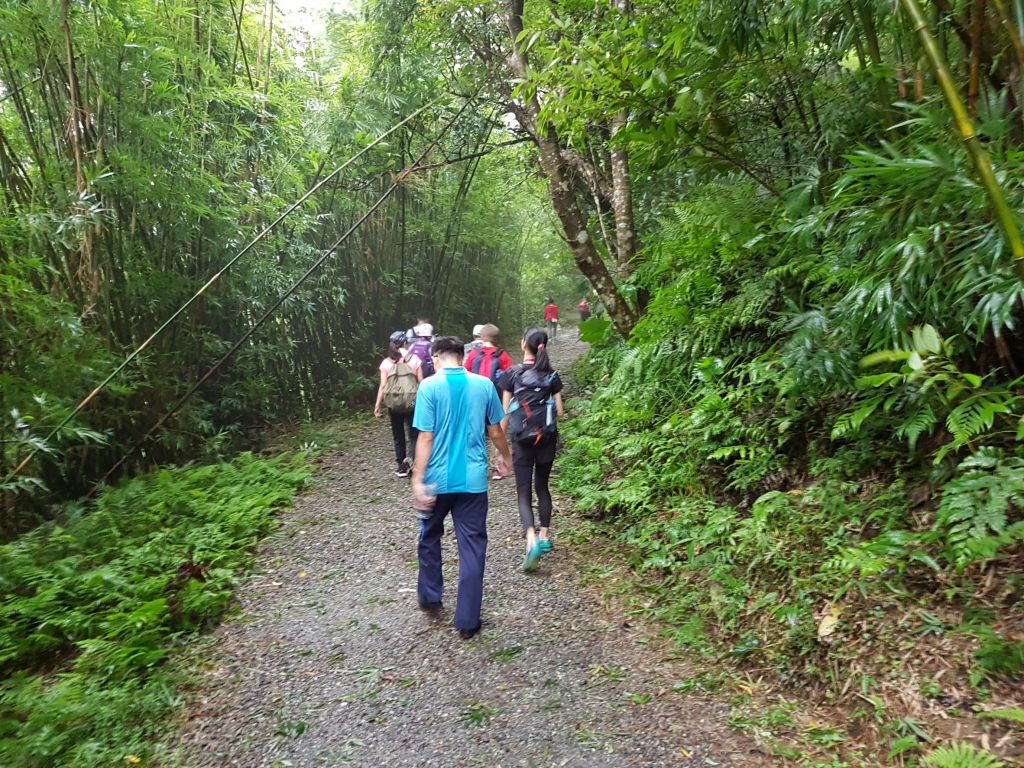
[512,434,557,465]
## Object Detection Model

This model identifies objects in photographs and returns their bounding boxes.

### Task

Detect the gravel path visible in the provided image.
[174,335,770,768]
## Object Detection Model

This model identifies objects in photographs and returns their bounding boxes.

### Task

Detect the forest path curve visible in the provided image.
[174,334,769,768]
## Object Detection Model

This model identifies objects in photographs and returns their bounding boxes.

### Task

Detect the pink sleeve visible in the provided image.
[379,358,392,374]
[406,354,422,372]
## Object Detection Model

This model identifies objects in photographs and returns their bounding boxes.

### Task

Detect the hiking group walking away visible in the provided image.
[371,312,572,639]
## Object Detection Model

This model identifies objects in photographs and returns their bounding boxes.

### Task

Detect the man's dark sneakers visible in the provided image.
[418,600,443,619]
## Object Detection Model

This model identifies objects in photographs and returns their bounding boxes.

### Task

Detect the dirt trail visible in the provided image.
[175,334,769,767]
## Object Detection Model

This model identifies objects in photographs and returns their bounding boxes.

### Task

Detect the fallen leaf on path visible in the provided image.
[817,605,841,641]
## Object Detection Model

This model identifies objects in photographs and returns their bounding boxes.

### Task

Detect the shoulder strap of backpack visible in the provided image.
[490,349,505,379]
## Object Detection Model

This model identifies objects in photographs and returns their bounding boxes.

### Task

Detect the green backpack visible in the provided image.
[383,357,418,413]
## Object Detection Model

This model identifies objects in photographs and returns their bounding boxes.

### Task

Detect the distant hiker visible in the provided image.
[406,315,434,345]
[543,299,559,339]
[405,322,437,378]
[578,298,591,339]
[411,336,513,640]
[374,330,423,477]
[498,328,564,572]
[578,298,591,324]
[464,324,484,355]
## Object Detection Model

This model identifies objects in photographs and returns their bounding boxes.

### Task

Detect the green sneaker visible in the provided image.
[522,542,543,572]
[538,539,553,553]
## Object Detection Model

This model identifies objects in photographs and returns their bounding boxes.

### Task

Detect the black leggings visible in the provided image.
[512,437,556,531]
[388,409,417,465]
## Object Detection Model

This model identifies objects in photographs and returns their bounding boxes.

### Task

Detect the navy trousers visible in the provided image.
[417,492,488,633]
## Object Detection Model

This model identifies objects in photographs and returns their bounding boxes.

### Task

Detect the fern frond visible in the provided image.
[977,707,1024,724]
[922,742,1005,768]
[946,394,1012,446]
[896,404,937,450]
[935,452,1024,570]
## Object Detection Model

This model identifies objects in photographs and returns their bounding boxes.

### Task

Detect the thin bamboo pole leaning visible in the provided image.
[991,0,1024,76]
[94,98,473,489]
[900,0,1024,278]
[5,98,439,485]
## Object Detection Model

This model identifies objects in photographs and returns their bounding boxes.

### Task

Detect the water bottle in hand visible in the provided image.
[415,483,437,521]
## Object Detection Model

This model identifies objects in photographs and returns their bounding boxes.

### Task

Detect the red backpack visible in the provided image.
[469,346,505,385]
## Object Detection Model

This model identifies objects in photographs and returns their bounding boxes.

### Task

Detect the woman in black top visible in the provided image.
[497,328,565,572]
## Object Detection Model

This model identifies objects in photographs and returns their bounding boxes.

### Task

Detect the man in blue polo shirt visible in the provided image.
[411,336,513,639]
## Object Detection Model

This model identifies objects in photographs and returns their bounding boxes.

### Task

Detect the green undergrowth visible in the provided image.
[559,179,1024,765]
[0,452,312,767]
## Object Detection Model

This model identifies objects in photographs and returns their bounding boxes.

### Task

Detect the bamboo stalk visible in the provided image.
[900,0,1024,275]
[968,0,986,113]
[992,0,1024,75]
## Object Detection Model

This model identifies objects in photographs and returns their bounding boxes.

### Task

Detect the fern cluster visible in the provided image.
[558,162,1024,714]
[0,452,310,767]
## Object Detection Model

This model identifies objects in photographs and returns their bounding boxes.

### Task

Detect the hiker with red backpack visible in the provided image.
[497,328,565,572]
[374,330,423,477]
[464,324,514,479]
[464,324,512,386]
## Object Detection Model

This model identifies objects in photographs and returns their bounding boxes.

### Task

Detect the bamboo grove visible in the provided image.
[0,0,562,529]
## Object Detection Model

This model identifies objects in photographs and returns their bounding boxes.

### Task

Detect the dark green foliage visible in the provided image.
[0,452,311,767]
[933,450,1024,573]
[558,165,1023,693]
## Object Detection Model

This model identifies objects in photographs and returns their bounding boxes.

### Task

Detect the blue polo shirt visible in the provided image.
[413,367,505,494]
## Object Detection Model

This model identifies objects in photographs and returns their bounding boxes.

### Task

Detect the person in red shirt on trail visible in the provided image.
[464,323,514,480]
[577,298,591,339]
[543,298,559,339]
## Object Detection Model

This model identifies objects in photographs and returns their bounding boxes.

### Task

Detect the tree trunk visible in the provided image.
[609,113,638,279]
[856,0,891,108]
[609,0,639,279]
[503,0,638,337]
[968,0,987,113]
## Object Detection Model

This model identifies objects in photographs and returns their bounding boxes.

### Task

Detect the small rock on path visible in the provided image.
[174,333,769,767]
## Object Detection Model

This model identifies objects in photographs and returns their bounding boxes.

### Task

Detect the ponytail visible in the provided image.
[388,341,402,362]
[523,328,552,373]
